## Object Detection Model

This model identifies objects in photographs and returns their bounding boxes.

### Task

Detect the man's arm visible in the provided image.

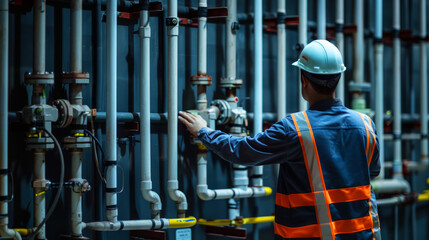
[179,111,291,166]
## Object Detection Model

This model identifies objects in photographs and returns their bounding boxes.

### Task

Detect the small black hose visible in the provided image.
[84,129,106,183]
[29,128,64,240]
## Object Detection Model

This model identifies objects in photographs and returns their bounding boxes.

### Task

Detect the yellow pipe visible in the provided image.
[198,216,274,227]
[168,217,197,228]
[12,228,33,236]
[418,190,429,202]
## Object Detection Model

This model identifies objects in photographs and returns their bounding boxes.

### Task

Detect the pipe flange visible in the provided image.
[63,136,92,149]
[61,72,90,84]
[25,137,55,150]
[190,75,212,85]
[211,99,231,125]
[24,72,55,85]
[54,99,73,128]
[219,77,243,88]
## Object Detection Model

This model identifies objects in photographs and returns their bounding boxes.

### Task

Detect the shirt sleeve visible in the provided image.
[197,119,291,166]
[369,119,381,179]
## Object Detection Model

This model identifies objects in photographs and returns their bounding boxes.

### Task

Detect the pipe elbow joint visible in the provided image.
[141,181,162,211]
[0,226,22,240]
[197,185,215,200]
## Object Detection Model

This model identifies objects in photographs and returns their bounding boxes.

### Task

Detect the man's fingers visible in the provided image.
[179,111,194,123]
[178,116,191,128]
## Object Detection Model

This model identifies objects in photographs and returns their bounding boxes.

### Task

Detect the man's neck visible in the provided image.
[308,94,335,107]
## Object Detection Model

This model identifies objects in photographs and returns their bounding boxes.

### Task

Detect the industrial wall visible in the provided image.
[3,0,429,239]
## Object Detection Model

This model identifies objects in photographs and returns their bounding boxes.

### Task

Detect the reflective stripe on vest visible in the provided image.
[359,113,377,166]
[291,111,334,240]
[274,111,375,239]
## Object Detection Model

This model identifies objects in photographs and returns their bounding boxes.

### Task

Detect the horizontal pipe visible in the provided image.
[85,217,196,231]
[371,179,410,194]
[198,216,274,227]
[377,196,406,206]
[197,186,271,201]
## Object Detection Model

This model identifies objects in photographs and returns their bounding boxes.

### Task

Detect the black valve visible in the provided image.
[166,17,178,26]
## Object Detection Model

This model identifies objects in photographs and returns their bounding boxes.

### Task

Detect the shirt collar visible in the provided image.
[309,98,343,111]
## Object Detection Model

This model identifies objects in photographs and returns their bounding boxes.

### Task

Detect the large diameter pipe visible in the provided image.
[298,0,307,111]
[335,0,344,100]
[352,0,365,109]
[392,0,402,178]
[419,0,428,170]
[251,0,263,187]
[0,1,21,239]
[139,6,162,219]
[106,0,118,222]
[317,0,326,39]
[374,0,385,179]
[167,0,187,218]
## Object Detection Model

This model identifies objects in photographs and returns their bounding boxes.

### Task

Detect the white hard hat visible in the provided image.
[292,40,346,74]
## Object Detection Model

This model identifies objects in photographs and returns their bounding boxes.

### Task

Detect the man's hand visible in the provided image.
[178,111,208,137]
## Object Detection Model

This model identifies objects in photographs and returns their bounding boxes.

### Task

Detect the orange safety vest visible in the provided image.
[275,111,379,240]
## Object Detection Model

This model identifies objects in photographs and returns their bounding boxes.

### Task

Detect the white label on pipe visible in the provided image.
[176,228,192,240]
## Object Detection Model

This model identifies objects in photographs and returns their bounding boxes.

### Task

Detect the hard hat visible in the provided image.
[292,40,346,74]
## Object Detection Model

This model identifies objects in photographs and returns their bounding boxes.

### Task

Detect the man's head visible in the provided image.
[292,40,346,102]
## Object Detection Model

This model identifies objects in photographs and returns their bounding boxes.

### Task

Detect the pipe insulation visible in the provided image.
[374,0,385,179]
[0,1,21,239]
[251,0,263,187]
[298,0,307,111]
[139,3,162,219]
[419,0,428,170]
[317,0,326,39]
[167,0,188,218]
[106,0,118,222]
[393,0,403,178]
[335,0,344,100]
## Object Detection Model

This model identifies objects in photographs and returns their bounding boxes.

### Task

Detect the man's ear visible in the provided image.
[301,73,308,87]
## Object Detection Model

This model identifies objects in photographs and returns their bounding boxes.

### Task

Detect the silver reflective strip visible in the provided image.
[293,112,333,239]
[360,113,376,162]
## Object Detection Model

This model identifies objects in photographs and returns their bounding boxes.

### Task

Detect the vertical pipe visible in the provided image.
[196,0,208,110]
[139,4,162,219]
[317,0,326,40]
[275,0,286,178]
[167,0,187,218]
[70,0,83,236]
[252,0,263,187]
[225,0,236,80]
[0,2,20,239]
[70,150,83,236]
[335,0,344,101]
[32,0,46,106]
[393,0,403,178]
[374,0,385,179]
[352,0,365,109]
[106,0,118,222]
[419,0,428,169]
[298,0,307,111]
[34,150,46,239]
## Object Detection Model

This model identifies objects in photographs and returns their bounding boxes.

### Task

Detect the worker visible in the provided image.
[179,40,381,240]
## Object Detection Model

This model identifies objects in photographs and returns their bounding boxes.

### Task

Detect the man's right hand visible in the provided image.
[178,111,208,137]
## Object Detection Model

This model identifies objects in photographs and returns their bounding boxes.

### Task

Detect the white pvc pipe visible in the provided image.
[34,150,46,239]
[139,7,162,219]
[71,0,82,73]
[70,150,83,236]
[393,0,403,178]
[197,0,207,76]
[351,0,365,110]
[374,0,385,179]
[0,2,21,239]
[298,0,307,111]
[225,0,236,80]
[196,153,269,200]
[275,0,286,178]
[317,0,326,40]
[419,0,428,170]
[335,0,344,101]
[32,0,46,106]
[372,179,410,194]
[252,0,263,187]
[167,0,187,218]
[106,0,118,222]
[86,219,170,231]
